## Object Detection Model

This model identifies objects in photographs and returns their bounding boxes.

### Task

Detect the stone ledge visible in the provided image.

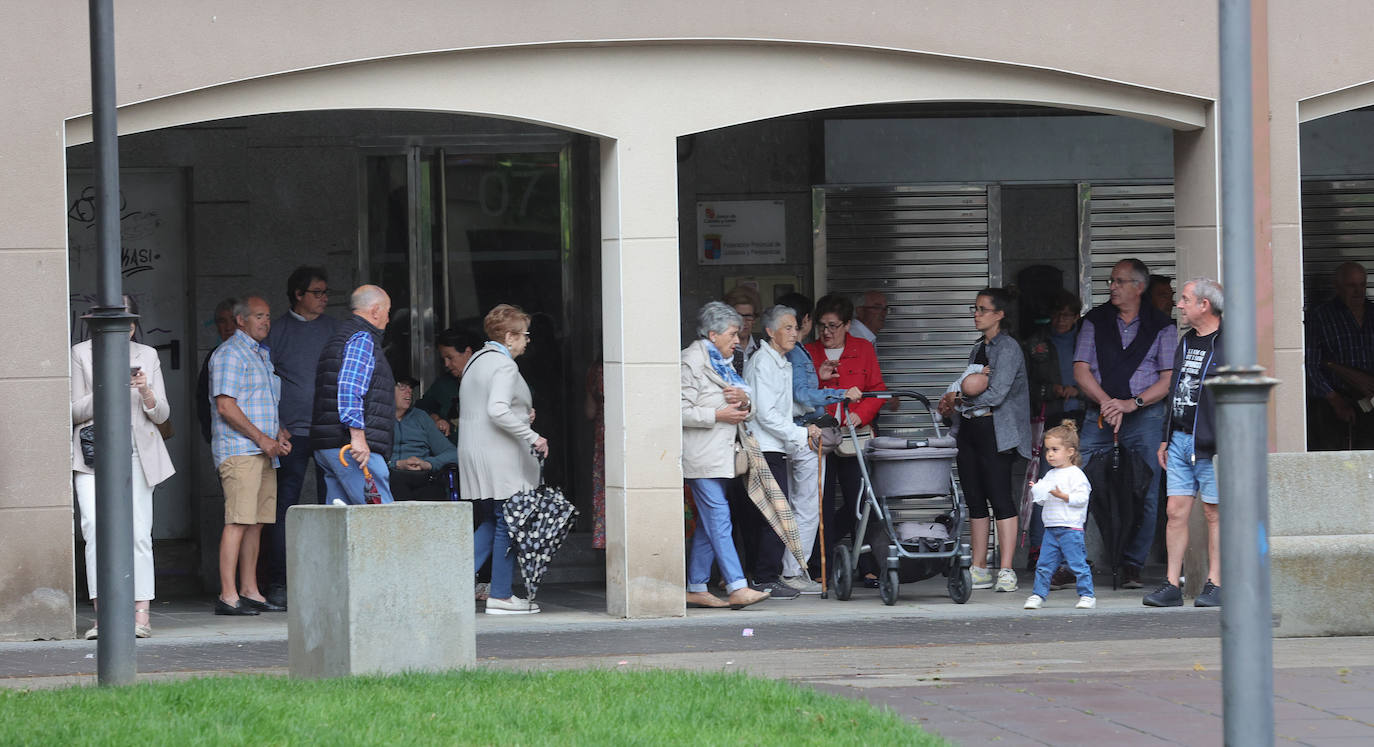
[1272,534,1374,637]
[1269,451,1374,536]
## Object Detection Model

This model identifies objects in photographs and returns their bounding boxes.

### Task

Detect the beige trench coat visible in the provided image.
[70,339,175,487]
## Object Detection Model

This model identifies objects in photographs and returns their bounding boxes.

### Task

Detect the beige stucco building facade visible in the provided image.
[3,1,1372,639]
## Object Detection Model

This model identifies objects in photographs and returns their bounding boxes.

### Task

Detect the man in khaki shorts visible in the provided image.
[209,296,292,616]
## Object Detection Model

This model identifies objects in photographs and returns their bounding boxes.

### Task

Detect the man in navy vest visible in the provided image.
[1146,278,1224,608]
[1073,258,1176,588]
[310,285,396,504]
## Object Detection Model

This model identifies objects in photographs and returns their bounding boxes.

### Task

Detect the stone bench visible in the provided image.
[287,501,474,677]
[1269,450,1374,637]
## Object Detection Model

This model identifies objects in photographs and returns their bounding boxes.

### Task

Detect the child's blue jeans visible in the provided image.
[1033,526,1094,598]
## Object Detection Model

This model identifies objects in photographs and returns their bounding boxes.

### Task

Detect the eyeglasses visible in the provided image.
[818,322,847,331]
[738,313,756,320]
[969,306,998,315]
[304,288,329,297]
[522,331,532,339]
[1107,277,1138,287]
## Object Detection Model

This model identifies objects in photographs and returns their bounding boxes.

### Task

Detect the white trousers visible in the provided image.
[782,439,821,578]
[74,442,155,601]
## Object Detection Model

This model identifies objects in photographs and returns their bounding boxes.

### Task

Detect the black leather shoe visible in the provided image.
[240,596,285,612]
[265,583,288,608]
[214,599,260,616]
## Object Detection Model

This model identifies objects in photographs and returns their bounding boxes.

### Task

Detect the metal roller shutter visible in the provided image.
[816,184,998,437]
[1079,183,1176,308]
[1300,179,1374,308]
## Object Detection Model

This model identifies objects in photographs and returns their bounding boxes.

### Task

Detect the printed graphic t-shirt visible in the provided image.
[1170,330,1218,433]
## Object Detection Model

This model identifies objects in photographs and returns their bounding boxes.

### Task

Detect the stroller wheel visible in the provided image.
[879,567,899,606]
[948,567,973,604]
[832,544,854,601]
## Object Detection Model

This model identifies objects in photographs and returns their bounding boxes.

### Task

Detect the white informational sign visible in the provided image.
[696,199,786,265]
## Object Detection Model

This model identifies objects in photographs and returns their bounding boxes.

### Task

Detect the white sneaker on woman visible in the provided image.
[995,568,1019,593]
[485,596,541,615]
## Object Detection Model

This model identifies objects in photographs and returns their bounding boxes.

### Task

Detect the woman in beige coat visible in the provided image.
[459,304,548,616]
[681,301,769,610]
[70,296,174,639]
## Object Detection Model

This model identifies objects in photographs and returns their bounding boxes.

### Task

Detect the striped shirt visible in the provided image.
[337,331,376,429]
[1304,298,1374,398]
[209,330,282,467]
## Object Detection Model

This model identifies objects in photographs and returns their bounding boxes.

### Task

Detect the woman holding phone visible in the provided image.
[70,295,174,639]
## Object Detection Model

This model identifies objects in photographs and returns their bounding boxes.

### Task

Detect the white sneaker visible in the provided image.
[1075,595,1097,609]
[1024,594,1044,610]
[782,576,822,595]
[485,596,541,615]
[970,566,994,590]
[995,568,1019,593]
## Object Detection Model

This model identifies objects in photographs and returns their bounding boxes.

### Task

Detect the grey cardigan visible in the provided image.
[962,332,1033,459]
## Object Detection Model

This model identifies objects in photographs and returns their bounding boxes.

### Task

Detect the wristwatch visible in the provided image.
[1133,396,1146,408]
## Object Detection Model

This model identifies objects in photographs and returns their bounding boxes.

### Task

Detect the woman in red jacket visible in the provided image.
[805,294,886,585]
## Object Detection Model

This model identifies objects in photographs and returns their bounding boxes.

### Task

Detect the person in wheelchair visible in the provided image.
[389,376,458,501]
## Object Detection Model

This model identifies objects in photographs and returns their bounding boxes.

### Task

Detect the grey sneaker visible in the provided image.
[1194,580,1222,608]
[751,580,800,600]
[1142,582,1183,607]
[970,566,994,589]
[994,568,1018,592]
[782,576,822,595]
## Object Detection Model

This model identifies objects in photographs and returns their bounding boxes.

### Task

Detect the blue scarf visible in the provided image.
[705,341,749,391]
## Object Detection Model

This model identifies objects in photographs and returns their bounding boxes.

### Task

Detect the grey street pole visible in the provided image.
[1212,1,1278,743]
[87,0,138,685]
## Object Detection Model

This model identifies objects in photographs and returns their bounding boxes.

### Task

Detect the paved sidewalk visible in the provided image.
[4,579,1372,746]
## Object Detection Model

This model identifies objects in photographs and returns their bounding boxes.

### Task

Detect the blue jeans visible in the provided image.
[313,449,394,505]
[1033,527,1094,599]
[473,501,517,599]
[1080,402,1164,567]
[686,478,748,593]
[261,435,327,587]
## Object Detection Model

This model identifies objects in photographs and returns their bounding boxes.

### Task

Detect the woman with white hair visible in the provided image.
[743,305,823,597]
[680,301,770,610]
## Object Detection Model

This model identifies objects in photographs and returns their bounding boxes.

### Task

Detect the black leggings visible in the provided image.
[955,415,1018,520]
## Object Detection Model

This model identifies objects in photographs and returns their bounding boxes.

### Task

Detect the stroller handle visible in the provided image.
[859,390,932,409]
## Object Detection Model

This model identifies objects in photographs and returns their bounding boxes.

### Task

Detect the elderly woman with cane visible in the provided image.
[681,301,771,610]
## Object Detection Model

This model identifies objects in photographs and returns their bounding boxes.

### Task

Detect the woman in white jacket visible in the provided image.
[681,302,769,610]
[743,305,822,598]
[71,295,174,639]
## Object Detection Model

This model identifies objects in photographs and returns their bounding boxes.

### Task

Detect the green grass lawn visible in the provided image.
[0,669,946,745]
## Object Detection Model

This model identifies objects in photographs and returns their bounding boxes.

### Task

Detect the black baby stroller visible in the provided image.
[831,391,973,605]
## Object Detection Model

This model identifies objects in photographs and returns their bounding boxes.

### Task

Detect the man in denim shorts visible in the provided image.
[1145,278,1225,608]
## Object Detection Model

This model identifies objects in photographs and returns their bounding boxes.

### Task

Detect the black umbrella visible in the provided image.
[1083,434,1153,589]
[503,458,579,602]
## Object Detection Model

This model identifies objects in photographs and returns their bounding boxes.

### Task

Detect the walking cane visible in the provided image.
[816,437,828,599]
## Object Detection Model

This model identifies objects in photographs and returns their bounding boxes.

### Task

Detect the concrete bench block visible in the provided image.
[1269,451,1374,536]
[1271,534,1374,637]
[287,502,474,678]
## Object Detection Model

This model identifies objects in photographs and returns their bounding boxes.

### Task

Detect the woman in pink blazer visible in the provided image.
[70,297,174,639]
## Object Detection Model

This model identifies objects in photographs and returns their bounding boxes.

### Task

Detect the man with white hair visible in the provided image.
[310,285,397,504]
[849,290,889,344]
[1145,278,1224,608]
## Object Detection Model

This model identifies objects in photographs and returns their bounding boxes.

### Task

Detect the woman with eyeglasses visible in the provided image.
[804,294,887,586]
[458,303,548,615]
[938,288,1032,595]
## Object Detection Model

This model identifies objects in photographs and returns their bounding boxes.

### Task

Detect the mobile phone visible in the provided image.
[130,366,141,376]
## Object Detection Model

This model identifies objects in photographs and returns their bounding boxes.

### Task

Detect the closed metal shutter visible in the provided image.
[1300,179,1374,308]
[1079,183,1176,308]
[816,184,998,436]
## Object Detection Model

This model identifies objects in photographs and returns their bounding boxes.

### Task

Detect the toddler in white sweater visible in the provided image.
[1024,420,1095,610]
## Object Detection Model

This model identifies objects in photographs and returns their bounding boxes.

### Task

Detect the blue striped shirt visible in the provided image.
[209,330,282,467]
[1305,298,1374,398]
[337,331,376,429]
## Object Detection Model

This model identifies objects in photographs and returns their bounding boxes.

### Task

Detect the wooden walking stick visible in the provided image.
[817,438,828,599]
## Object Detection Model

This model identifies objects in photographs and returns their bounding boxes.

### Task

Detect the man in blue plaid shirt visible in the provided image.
[209,296,293,616]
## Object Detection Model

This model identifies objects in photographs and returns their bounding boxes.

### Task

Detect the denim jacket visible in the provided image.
[784,344,847,425]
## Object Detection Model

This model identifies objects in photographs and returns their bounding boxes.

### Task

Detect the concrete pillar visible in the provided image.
[287,502,475,677]
[600,136,687,618]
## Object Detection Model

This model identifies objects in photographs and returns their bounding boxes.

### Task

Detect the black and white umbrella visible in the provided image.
[504,459,578,602]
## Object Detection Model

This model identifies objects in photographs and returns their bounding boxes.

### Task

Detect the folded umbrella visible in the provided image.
[1083,433,1152,589]
[737,424,808,570]
[504,457,579,602]
[337,446,383,504]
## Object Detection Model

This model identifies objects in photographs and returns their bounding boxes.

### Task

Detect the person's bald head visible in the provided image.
[1334,262,1369,310]
[350,285,392,329]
